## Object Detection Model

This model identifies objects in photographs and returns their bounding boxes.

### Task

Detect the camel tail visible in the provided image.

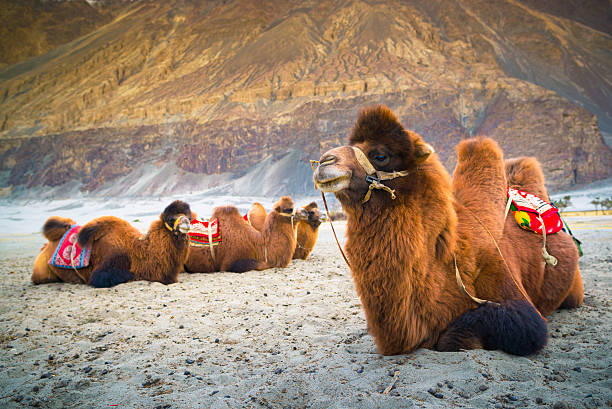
[42,217,74,242]
[88,253,133,288]
[437,300,548,356]
[227,259,267,273]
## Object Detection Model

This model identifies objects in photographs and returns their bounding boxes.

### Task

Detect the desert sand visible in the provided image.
[0,215,610,408]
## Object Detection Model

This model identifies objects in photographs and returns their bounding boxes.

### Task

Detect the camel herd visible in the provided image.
[33,197,324,287]
[30,105,583,356]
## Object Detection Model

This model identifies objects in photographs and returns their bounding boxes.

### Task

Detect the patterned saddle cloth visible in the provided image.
[49,225,92,269]
[507,187,563,235]
[188,218,222,247]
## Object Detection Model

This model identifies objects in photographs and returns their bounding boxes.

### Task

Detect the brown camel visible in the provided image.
[32,201,192,287]
[184,196,306,273]
[247,202,267,231]
[293,202,324,260]
[313,105,582,356]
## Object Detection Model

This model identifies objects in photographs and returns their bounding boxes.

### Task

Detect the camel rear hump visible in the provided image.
[77,216,129,247]
[42,216,76,242]
[505,157,549,201]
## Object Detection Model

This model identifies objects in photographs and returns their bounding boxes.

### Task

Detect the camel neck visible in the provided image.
[262,212,297,267]
[342,187,470,354]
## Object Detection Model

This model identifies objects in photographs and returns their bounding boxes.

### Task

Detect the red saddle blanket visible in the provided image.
[508,187,563,235]
[49,225,92,269]
[188,218,221,247]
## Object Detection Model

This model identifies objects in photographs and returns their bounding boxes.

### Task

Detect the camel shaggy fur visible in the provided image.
[32,201,192,287]
[184,196,305,273]
[313,105,582,356]
[293,202,323,260]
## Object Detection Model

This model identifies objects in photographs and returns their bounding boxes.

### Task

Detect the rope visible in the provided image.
[69,244,87,284]
[320,191,351,268]
[164,217,181,232]
[537,214,558,266]
[453,254,496,305]
[351,146,410,204]
[458,201,545,319]
[207,219,215,262]
[362,179,397,203]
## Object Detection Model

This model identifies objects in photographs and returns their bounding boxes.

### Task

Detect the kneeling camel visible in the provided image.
[313,105,582,356]
[293,202,324,260]
[32,200,192,287]
[185,196,305,273]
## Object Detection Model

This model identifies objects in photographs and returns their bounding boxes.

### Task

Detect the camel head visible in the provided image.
[272,196,307,222]
[301,202,323,227]
[161,200,192,235]
[313,105,434,206]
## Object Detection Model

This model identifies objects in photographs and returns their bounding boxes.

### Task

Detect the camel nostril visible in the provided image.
[319,154,337,167]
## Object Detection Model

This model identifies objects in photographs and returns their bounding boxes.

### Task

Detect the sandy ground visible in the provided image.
[0,216,610,408]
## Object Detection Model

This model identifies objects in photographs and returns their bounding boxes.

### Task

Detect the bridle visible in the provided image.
[164,215,189,236]
[311,145,414,267]
[350,146,412,204]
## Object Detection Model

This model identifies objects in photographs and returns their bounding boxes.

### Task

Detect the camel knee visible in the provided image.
[31,268,60,284]
[32,247,60,284]
[560,268,584,309]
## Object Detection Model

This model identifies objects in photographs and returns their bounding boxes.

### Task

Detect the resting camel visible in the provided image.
[184,196,306,273]
[313,105,582,356]
[32,200,192,287]
[293,202,324,260]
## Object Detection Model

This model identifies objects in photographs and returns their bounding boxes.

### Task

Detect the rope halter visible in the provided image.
[164,215,190,235]
[351,146,411,204]
[277,210,298,240]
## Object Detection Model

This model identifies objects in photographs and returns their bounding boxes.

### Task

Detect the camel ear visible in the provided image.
[414,140,434,164]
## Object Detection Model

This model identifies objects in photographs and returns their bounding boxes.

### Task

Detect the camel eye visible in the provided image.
[371,152,389,165]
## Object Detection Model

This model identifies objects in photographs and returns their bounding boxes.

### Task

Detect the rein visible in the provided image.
[320,191,352,268]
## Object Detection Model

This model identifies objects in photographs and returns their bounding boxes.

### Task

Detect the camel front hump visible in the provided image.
[312,105,582,356]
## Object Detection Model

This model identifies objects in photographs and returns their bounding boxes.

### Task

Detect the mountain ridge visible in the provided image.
[1,0,611,198]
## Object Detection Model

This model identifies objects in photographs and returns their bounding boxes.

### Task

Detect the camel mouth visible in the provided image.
[177,216,191,234]
[314,174,351,193]
[294,208,309,221]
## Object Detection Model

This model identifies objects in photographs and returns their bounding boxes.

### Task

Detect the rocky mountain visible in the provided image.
[1,0,611,199]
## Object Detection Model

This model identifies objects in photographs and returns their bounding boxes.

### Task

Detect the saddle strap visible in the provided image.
[208,221,215,262]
